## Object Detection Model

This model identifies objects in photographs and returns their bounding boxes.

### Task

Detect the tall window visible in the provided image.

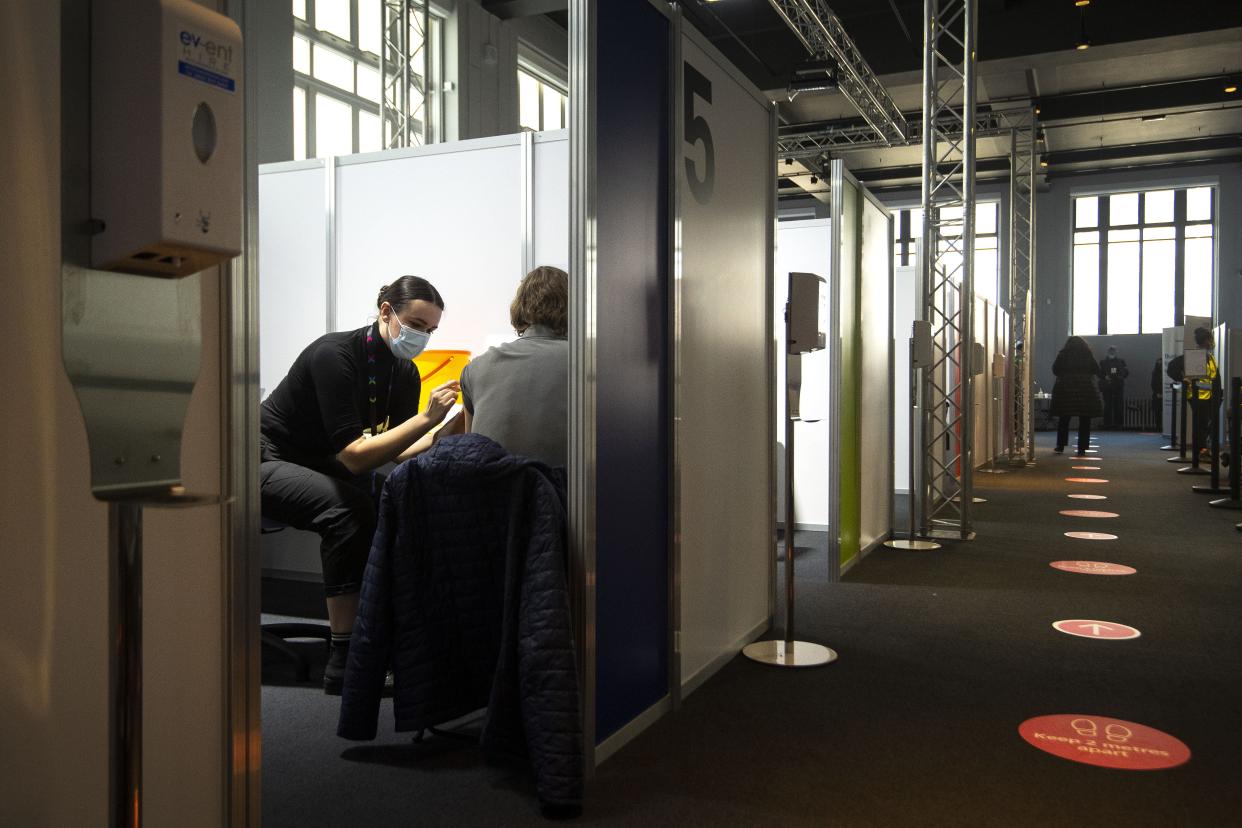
[518,65,567,132]
[1072,187,1216,335]
[892,202,1001,304]
[293,0,443,159]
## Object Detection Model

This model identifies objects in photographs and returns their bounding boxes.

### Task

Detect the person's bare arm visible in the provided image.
[334,381,458,475]
[397,409,466,463]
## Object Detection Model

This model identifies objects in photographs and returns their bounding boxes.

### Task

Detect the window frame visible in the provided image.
[1070,185,1216,336]
[517,57,568,133]
[891,201,1003,304]
[293,0,444,159]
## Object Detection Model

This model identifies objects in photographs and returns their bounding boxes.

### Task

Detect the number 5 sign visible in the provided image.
[683,62,715,204]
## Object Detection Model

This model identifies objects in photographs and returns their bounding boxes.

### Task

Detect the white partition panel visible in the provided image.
[334,137,526,356]
[533,131,570,271]
[258,161,327,400]
[678,31,773,693]
[858,194,893,551]
[775,220,832,528]
[893,265,917,492]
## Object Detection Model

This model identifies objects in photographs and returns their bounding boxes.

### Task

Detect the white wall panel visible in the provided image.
[533,131,570,271]
[775,220,832,527]
[893,265,917,492]
[334,139,525,356]
[258,162,326,399]
[678,34,772,691]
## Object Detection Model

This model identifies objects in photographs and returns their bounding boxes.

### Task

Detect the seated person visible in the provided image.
[259,275,459,694]
[453,265,568,468]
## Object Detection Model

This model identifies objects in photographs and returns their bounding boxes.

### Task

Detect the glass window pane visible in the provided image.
[315,0,351,40]
[1108,228,1140,244]
[542,87,563,131]
[1186,187,1213,222]
[1144,225,1175,241]
[909,208,924,238]
[358,0,381,55]
[293,35,311,75]
[1106,237,1140,334]
[1110,192,1139,226]
[1073,243,1100,336]
[1074,230,1099,245]
[1144,189,1174,224]
[293,0,306,21]
[356,63,380,103]
[518,71,540,131]
[1184,237,1214,318]
[1075,196,1098,228]
[313,44,355,92]
[1141,238,1175,334]
[358,109,380,154]
[314,93,353,157]
[975,202,997,235]
[293,86,307,161]
[974,248,998,304]
[1185,224,1213,239]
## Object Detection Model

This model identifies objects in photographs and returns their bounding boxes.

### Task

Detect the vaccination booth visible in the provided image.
[257,130,569,576]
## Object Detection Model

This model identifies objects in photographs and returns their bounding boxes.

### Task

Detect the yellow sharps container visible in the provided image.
[411,349,471,410]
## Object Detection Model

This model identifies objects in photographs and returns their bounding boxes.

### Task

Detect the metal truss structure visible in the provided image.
[766,0,908,145]
[777,106,1030,161]
[917,0,977,541]
[1007,112,1037,466]
[381,0,429,149]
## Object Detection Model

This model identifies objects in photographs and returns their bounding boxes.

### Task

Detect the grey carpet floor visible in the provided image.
[262,432,1242,826]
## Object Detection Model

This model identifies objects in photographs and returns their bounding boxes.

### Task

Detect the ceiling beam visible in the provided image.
[480,0,566,20]
[1035,75,1239,121]
[1043,134,1242,166]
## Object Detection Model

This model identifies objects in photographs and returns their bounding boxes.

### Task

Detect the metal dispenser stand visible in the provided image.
[744,272,837,667]
[887,320,942,550]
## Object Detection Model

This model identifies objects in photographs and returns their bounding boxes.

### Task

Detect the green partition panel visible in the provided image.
[834,171,862,568]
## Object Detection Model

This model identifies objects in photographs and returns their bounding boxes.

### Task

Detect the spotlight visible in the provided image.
[1074,0,1089,5]
[1040,159,1049,168]
[1036,129,1046,144]
[1226,80,1239,94]
[785,157,793,166]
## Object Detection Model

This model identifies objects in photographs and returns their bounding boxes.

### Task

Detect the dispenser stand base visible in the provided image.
[743,640,837,667]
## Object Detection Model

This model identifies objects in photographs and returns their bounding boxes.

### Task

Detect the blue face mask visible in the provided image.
[386,317,430,360]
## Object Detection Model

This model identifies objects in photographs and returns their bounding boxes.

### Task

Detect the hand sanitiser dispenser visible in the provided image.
[92,0,243,277]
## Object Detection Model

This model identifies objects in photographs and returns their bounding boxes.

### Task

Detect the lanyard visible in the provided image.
[365,326,395,436]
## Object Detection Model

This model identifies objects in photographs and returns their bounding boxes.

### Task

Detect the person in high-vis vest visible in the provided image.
[1188,326,1222,457]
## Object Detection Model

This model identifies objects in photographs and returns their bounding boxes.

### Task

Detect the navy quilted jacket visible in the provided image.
[336,434,582,809]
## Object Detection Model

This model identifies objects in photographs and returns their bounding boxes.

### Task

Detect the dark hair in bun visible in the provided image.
[377,275,445,313]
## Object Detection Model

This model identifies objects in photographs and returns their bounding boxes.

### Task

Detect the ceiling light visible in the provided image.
[1076,39,1091,51]
[1226,81,1239,94]
[1075,0,1090,6]
[1141,114,1167,122]
[1076,10,1091,50]
[1040,159,1049,168]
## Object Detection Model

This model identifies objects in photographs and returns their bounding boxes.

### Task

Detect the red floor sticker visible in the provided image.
[1067,494,1108,500]
[1052,620,1141,640]
[1065,477,1109,484]
[1019,715,1190,770]
[1072,466,1102,470]
[1059,510,1120,518]
[1051,558,1131,573]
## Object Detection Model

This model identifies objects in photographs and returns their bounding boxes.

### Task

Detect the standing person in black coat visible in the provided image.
[1098,346,1129,428]
[1050,335,1103,456]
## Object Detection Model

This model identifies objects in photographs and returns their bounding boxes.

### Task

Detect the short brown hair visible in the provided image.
[510,265,568,336]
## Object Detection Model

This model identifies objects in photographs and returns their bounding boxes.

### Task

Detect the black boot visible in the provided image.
[324,633,350,695]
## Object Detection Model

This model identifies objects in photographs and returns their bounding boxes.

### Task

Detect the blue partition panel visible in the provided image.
[594,0,670,743]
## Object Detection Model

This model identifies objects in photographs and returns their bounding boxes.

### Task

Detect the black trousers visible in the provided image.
[1102,386,1124,427]
[1191,397,1221,453]
[1056,415,1092,455]
[260,440,377,597]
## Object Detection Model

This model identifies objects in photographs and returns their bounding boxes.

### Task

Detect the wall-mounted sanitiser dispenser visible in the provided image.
[92,0,244,277]
[788,271,827,354]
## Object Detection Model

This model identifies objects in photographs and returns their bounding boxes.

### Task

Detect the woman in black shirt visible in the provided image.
[260,275,458,693]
